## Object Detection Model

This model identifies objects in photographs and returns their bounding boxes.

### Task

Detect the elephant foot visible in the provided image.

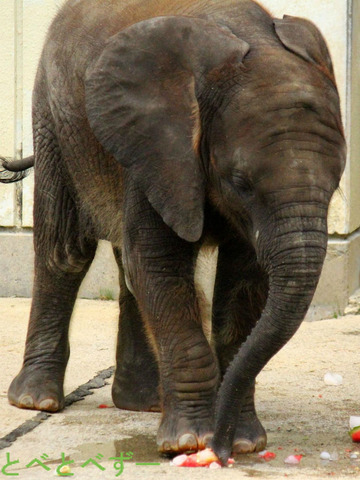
[232,412,267,454]
[157,413,214,456]
[112,366,160,412]
[8,366,64,412]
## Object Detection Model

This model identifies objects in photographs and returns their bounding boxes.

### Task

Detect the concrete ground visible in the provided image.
[1,297,360,479]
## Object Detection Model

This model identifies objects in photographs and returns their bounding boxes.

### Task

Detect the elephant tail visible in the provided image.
[0,155,34,183]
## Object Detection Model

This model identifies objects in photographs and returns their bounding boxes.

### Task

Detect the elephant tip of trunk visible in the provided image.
[210,439,232,466]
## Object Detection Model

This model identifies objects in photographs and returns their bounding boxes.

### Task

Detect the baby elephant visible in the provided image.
[4,0,345,464]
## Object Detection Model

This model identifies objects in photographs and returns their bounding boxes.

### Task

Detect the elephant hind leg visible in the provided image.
[212,238,268,453]
[111,246,160,412]
[8,118,97,412]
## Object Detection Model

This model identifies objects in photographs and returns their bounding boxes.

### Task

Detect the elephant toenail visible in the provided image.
[202,433,214,447]
[161,442,172,453]
[39,399,57,411]
[255,436,267,452]
[19,395,34,408]
[178,434,197,451]
[232,439,255,454]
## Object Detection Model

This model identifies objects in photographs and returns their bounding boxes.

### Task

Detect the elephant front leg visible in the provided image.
[111,246,160,412]
[123,194,219,455]
[212,239,268,453]
[129,258,219,454]
[155,312,219,454]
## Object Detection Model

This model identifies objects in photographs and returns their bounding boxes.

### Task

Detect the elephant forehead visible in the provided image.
[219,57,342,143]
[233,44,336,104]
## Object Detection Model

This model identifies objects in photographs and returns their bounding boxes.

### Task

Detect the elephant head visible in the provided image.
[85,13,346,463]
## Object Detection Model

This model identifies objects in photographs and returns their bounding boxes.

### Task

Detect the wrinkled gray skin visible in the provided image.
[6,0,346,464]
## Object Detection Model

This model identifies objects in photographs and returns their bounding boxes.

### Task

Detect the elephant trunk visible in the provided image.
[211,201,328,464]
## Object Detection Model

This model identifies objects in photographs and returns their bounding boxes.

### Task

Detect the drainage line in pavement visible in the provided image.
[0,366,115,450]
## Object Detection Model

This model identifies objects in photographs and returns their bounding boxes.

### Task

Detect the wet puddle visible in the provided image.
[73,434,163,464]
[71,436,268,469]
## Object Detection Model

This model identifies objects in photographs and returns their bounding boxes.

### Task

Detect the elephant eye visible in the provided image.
[231,172,253,195]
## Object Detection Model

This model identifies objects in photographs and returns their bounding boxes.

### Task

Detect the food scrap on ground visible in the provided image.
[323,372,343,386]
[320,451,339,461]
[170,448,234,468]
[320,451,332,460]
[349,416,360,442]
[349,427,360,443]
[258,450,276,461]
[284,454,303,465]
[56,465,71,475]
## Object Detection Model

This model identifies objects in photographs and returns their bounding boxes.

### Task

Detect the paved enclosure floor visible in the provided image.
[1,297,360,479]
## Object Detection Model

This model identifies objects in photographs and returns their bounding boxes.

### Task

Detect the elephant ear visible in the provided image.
[85,16,249,242]
[274,15,334,77]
